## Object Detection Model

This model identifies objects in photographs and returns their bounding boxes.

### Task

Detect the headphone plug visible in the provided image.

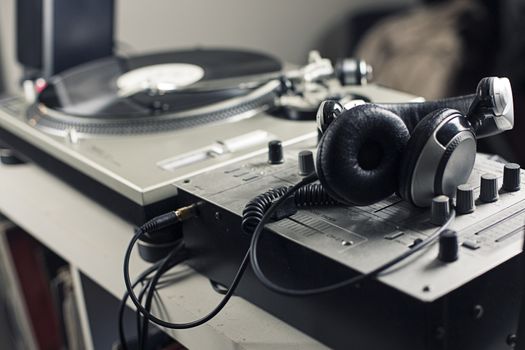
[138,204,198,236]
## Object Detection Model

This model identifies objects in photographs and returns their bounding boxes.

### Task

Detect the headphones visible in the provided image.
[316,77,514,207]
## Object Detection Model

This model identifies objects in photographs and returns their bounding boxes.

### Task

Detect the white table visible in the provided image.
[0,162,326,350]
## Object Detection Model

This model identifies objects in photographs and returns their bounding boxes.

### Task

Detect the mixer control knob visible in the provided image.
[298,150,315,176]
[268,140,284,164]
[438,229,459,263]
[503,163,521,192]
[456,184,475,214]
[431,195,450,226]
[480,173,499,203]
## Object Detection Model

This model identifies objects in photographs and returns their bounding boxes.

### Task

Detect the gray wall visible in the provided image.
[0,0,415,93]
[0,0,19,94]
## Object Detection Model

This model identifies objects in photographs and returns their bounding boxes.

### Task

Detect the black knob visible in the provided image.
[438,229,459,263]
[268,140,284,164]
[480,173,499,203]
[456,184,475,214]
[431,195,450,226]
[298,150,315,176]
[503,163,521,192]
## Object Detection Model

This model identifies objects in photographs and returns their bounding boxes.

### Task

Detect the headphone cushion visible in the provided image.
[398,108,463,204]
[316,104,410,206]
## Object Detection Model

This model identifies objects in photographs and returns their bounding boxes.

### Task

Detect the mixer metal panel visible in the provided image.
[176,137,525,302]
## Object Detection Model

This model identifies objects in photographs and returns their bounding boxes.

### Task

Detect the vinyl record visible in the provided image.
[32,48,283,135]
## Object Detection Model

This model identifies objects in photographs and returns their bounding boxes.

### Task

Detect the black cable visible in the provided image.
[124,228,250,329]
[248,176,456,296]
[119,243,185,350]
[136,279,152,348]
[118,260,163,350]
[123,179,455,333]
[141,242,185,350]
[241,182,338,234]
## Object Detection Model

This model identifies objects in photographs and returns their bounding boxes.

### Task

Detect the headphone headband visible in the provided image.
[317,77,513,139]
[377,94,475,132]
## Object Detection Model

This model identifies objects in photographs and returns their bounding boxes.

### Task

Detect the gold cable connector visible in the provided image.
[138,203,199,235]
[174,203,198,222]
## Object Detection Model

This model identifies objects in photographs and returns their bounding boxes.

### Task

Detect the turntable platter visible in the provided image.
[31,48,283,136]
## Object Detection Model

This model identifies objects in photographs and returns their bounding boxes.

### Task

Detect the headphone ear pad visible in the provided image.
[316,104,410,205]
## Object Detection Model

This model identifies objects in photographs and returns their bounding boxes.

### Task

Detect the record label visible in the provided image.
[116,63,205,97]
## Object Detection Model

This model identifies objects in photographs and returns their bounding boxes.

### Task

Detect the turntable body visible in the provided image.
[0,84,418,224]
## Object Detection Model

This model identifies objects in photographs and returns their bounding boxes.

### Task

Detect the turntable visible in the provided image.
[0,48,420,224]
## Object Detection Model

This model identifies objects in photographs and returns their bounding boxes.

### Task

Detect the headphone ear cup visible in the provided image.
[398,108,477,207]
[316,104,410,206]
